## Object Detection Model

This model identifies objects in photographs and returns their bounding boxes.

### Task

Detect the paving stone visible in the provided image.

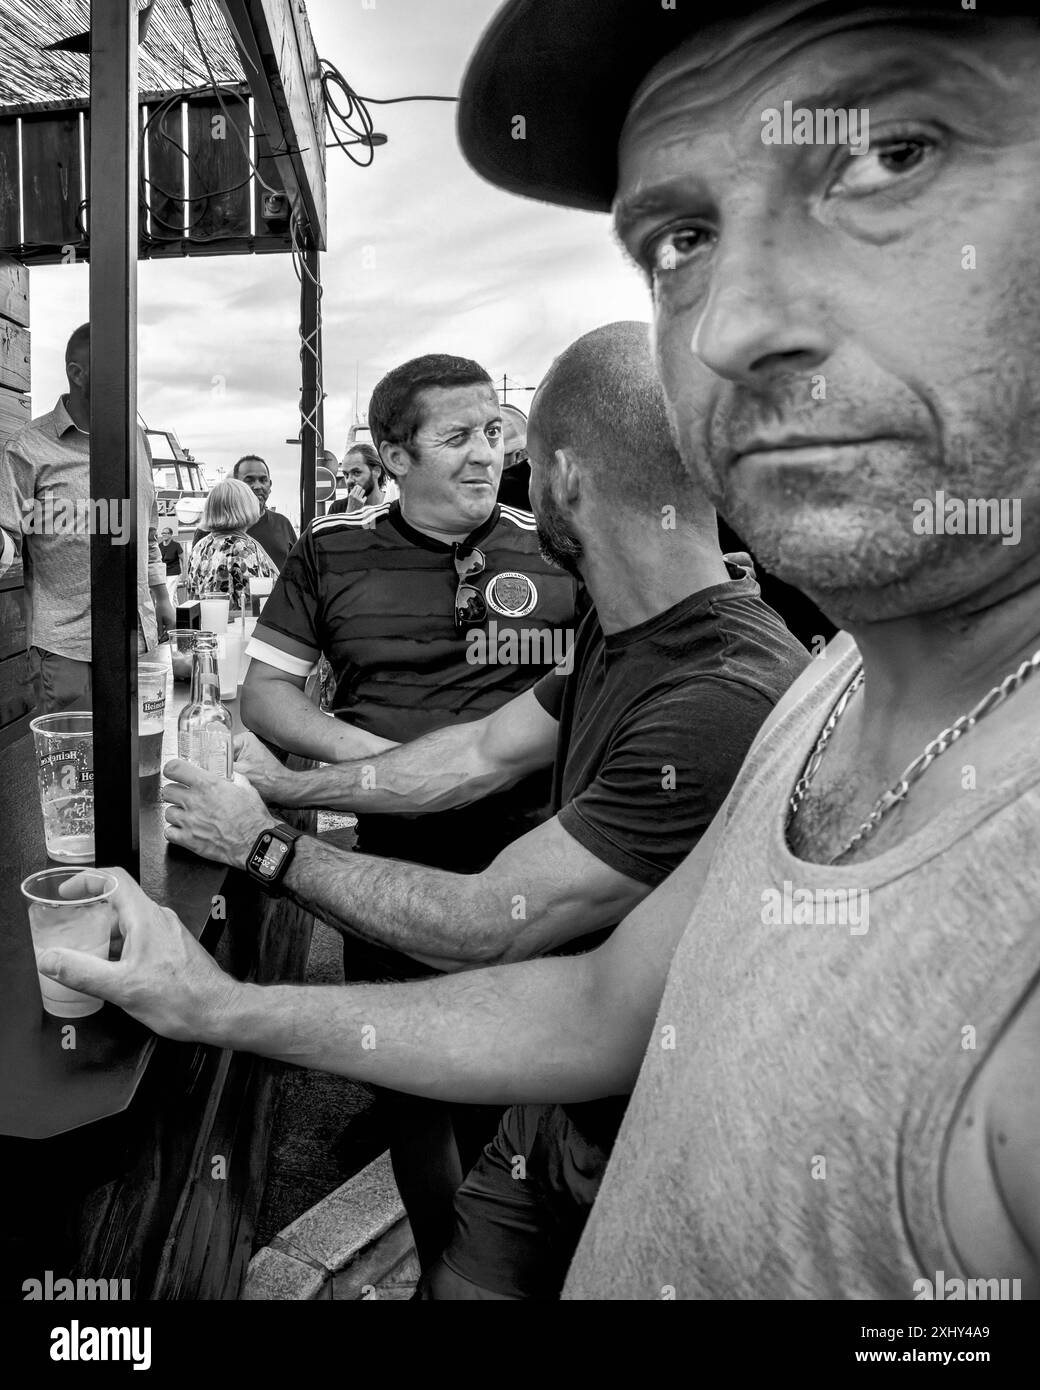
[240,1245,326,1301]
[276,1149,404,1272]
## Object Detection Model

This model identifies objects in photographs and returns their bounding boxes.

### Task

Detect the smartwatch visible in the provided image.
[246,822,303,894]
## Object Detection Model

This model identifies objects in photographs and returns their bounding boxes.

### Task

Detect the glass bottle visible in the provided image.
[177,631,233,778]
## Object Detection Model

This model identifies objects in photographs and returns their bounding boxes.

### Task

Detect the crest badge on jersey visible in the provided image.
[485,571,538,618]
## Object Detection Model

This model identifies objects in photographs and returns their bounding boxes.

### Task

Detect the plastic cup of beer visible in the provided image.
[138,662,169,778]
[30,712,95,863]
[199,591,230,637]
[21,868,117,1018]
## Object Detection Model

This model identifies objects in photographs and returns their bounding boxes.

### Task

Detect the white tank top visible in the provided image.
[563,644,1040,1299]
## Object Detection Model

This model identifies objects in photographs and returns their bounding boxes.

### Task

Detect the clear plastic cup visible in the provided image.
[168,629,197,683]
[21,868,117,1017]
[30,712,94,863]
[138,662,169,777]
[219,623,243,699]
[199,592,230,637]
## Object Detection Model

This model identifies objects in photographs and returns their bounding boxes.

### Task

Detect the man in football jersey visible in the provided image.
[162,320,808,1294]
[44,0,1040,1306]
[239,352,579,1267]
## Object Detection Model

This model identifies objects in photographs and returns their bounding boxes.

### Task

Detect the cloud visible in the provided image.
[27,0,652,522]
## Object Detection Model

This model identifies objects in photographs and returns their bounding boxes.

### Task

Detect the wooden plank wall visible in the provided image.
[185,95,252,241]
[0,99,293,262]
[21,114,84,247]
[0,255,33,747]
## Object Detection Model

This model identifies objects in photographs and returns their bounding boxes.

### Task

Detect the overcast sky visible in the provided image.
[30,0,649,526]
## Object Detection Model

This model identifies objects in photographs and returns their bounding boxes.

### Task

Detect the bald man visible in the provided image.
[160,321,808,1290]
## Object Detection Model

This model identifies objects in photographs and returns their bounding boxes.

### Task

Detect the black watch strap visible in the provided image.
[246,822,303,895]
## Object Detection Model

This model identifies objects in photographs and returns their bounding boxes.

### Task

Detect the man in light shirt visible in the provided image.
[0,323,173,713]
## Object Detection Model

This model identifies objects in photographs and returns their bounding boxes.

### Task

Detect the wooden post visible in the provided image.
[89,0,140,874]
[299,246,320,529]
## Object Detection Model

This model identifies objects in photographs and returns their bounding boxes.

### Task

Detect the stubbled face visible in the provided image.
[236,460,272,512]
[343,451,378,497]
[391,385,503,532]
[615,12,1040,624]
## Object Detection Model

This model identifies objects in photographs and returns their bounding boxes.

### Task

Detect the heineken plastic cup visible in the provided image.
[30,712,95,863]
[138,662,169,778]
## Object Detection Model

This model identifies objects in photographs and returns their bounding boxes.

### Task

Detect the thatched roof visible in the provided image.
[0,0,245,110]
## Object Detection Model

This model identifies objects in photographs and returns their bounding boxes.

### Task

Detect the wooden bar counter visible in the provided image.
[0,682,316,1300]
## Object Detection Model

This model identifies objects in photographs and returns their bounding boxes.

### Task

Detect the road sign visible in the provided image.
[315,465,337,503]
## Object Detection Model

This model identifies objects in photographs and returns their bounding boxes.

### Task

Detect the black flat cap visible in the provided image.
[457,0,1030,213]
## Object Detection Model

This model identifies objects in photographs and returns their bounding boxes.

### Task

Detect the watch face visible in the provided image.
[253,834,290,879]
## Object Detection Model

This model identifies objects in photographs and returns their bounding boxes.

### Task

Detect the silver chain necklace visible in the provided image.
[788,646,1040,865]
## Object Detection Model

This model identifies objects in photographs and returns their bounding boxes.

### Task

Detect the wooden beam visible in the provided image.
[299,246,320,527]
[186,95,252,240]
[21,115,84,247]
[89,0,140,875]
[0,381,31,445]
[218,0,326,248]
[0,324,30,393]
[144,100,186,241]
[0,256,29,326]
[0,124,19,249]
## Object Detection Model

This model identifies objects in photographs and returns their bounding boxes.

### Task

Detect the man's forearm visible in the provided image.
[241,679,396,763]
[269,722,522,813]
[211,952,626,1104]
[282,837,505,970]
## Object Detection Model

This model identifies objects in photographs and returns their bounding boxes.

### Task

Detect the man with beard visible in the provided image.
[160,319,806,1293]
[39,0,1040,1302]
[329,443,393,514]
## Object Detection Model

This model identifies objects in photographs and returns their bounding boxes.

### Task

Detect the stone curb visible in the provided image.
[241,1150,416,1300]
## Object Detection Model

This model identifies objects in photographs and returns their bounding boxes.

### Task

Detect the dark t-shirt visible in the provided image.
[717,518,836,651]
[531,564,809,1142]
[197,509,298,573]
[248,508,298,572]
[496,460,532,511]
[159,539,183,576]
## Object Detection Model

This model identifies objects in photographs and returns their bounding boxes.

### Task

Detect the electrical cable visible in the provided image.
[181,0,281,194]
[354,94,458,104]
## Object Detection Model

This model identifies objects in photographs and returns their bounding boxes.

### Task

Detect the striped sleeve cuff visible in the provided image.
[245,635,318,679]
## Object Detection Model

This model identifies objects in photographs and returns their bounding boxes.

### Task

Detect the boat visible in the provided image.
[144,421,213,540]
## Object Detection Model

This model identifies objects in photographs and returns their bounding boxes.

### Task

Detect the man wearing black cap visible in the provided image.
[43,2,1040,1302]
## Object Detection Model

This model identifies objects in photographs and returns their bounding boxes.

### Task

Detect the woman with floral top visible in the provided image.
[185,478,277,614]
